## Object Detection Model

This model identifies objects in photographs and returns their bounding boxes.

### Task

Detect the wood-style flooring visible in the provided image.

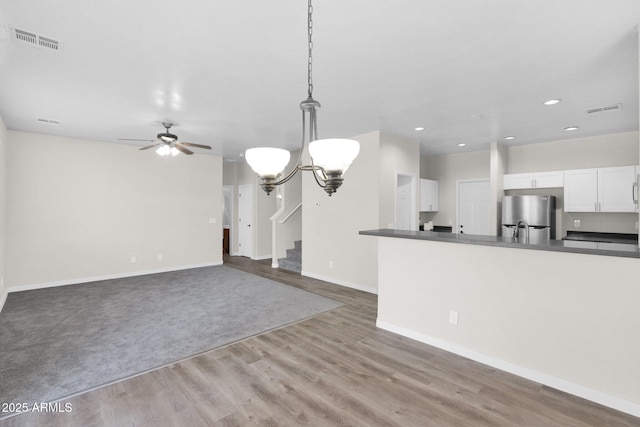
[2,255,638,426]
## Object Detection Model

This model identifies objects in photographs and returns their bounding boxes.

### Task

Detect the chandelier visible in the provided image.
[245,0,360,196]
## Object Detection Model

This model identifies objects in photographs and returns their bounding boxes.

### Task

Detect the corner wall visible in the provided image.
[421,150,491,228]
[302,131,420,293]
[6,131,223,289]
[302,131,381,293]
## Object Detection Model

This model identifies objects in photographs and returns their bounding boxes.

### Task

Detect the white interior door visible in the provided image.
[395,174,415,230]
[457,179,491,235]
[238,184,253,257]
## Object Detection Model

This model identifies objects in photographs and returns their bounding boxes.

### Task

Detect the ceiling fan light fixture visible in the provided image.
[158,132,178,143]
[156,145,170,156]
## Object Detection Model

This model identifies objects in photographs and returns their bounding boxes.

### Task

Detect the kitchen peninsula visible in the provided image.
[360,229,640,417]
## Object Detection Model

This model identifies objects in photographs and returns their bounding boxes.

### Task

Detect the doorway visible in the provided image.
[238,184,254,258]
[395,173,417,230]
[222,185,233,255]
[457,179,491,235]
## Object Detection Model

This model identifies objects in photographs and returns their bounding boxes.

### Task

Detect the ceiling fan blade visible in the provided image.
[139,143,162,150]
[181,142,212,150]
[119,138,155,142]
[175,143,194,155]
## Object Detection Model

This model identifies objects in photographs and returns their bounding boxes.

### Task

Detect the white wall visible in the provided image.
[302,131,381,293]
[378,132,421,230]
[507,131,639,172]
[421,150,491,227]
[6,131,223,289]
[377,237,640,416]
[302,131,420,293]
[0,116,7,311]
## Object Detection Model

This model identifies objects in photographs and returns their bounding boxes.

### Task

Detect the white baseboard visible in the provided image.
[376,319,640,418]
[252,254,272,261]
[0,289,7,314]
[301,270,378,294]
[7,261,224,293]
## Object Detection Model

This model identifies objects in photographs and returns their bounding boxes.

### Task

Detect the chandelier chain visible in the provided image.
[307,0,313,97]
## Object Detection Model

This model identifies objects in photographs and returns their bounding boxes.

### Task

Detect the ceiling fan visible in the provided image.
[121,122,212,156]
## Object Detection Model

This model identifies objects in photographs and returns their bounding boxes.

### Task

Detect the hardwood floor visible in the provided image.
[2,255,638,426]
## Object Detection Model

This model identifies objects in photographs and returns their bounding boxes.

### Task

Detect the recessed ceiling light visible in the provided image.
[544,99,561,106]
[457,143,466,147]
[414,127,425,131]
[504,136,515,141]
[564,126,579,131]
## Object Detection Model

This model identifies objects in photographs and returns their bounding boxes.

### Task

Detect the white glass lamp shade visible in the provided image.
[308,138,360,174]
[156,145,171,156]
[245,147,291,178]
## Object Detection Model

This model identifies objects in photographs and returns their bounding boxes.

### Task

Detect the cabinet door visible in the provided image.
[503,173,534,190]
[598,166,637,212]
[533,171,564,188]
[564,169,597,212]
[420,179,438,211]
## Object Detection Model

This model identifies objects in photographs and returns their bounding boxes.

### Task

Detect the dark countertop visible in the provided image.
[359,229,640,259]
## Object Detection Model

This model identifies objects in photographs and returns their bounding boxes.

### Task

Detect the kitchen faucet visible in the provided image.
[514,220,530,243]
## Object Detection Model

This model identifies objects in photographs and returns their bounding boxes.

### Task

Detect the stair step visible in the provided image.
[278,240,302,273]
[278,258,301,273]
[286,247,302,262]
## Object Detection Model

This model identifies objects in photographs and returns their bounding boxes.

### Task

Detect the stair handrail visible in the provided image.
[279,202,302,224]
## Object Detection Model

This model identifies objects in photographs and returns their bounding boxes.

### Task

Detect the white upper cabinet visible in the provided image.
[564,169,598,212]
[503,171,564,190]
[564,166,639,213]
[420,179,438,212]
[598,166,638,212]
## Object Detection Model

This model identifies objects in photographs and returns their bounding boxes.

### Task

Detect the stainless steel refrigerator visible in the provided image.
[502,195,556,244]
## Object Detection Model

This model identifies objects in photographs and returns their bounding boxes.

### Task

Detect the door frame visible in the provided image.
[456,178,490,235]
[395,171,418,231]
[222,185,234,255]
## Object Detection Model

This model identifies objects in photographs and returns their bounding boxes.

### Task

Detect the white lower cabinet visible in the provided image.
[564,166,638,213]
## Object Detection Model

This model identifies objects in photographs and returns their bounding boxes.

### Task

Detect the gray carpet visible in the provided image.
[0,265,342,407]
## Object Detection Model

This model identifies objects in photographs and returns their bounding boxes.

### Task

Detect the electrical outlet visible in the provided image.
[157,253,163,261]
[130,256,137,263]
[209,217,217,224]
[574,219,581,228]
[448,219,453,225]
[449,310,459,326]
[329,260,334,268]
[388,223,394,229]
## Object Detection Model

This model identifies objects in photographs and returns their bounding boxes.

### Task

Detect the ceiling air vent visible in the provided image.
[36,118,61,125]
[585,104,621,115]
[12,28,63,52]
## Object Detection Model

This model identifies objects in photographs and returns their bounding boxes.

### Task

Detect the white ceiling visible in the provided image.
[0,0,638,159]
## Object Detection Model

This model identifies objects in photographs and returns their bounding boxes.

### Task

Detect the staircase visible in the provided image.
[278,240,302,273]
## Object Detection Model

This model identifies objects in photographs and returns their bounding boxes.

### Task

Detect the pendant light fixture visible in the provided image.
[245,0,360,196]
